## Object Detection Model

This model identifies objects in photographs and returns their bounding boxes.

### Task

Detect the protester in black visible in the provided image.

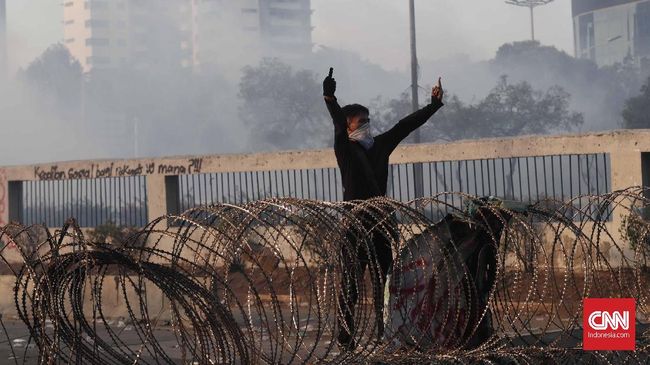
[323,69,444,349]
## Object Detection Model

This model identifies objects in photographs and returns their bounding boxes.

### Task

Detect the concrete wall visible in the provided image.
[0,130,649,267]
[2,130,649,223]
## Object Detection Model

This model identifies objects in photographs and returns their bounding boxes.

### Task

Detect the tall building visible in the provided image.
[573,0,650,67]
[191,0,312,70]
[190,0,262,70]
[63,0,189,72]
[63,0,312,73]
[127,1,191,70]
[258,0,312,53]
[63,0,129,72]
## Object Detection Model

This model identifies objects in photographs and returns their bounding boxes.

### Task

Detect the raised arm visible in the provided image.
[380,78,445,151]
[323,68,348,144]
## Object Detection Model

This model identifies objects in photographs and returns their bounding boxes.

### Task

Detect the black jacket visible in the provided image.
[325,97,443,201]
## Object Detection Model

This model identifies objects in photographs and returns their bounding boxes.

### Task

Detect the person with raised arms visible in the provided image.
[323,68,444,349]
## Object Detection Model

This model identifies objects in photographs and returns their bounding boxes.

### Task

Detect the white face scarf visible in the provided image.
[348,123,374,150]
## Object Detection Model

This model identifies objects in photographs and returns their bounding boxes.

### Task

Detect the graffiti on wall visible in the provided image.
[33,158,204,181]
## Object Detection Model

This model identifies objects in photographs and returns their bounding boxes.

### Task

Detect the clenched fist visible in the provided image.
[432,77,444,104]
[323,67,336,98]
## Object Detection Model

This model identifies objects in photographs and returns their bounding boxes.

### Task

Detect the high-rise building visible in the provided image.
[127,1,191,70]
[190,0,312,70]
[573,0,650,67]
[63,0,129,72]
[190,0,262,70]
[63,0,190,72]
[258,0,312,53]
[63,0,312,73]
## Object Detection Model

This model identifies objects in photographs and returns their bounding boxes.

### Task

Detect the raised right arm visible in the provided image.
[325,96,348,141]
[323,69,348,145]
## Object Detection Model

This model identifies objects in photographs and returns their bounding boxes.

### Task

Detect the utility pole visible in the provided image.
[409,0,424,199]
[505,0,554,41]
[530,5,535,41]
[409,0,419,131]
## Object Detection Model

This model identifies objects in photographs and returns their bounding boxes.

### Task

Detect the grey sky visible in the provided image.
[6,0,61,73]
[312,0,574,70]
[5,0,574,73]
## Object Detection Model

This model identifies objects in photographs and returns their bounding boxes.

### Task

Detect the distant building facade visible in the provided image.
[257,0,312,53]
[573,0,650,67]
[63,0,189,72]
[63,0,128,72]
[190,0,312,70]
[189,0,263,70]
[63,0,312,72]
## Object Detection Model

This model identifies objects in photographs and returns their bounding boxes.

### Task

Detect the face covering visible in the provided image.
[348,123,374,150]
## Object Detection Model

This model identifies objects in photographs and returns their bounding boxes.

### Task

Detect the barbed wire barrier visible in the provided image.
[0,188,648,364]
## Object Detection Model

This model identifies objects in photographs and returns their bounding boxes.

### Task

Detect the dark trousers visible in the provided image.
[337,211,396,346]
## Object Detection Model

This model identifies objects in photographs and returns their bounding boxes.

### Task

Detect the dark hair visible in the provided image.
[341,104,369,119]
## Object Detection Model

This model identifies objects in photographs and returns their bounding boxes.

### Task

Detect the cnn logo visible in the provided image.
[583,298,635,351]
[587,310,629,330]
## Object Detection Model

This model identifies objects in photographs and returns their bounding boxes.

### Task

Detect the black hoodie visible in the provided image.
[325,97,443,201]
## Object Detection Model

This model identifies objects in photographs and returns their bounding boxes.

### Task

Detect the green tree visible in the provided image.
[619,213,650,270]
[19,43,83,110]
[239,58,330,150]
[372,76,583,143]
[474,76,584,137]
[492,41,646,130]
[622,76,650,129]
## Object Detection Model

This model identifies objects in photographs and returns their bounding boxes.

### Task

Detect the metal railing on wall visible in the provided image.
[6,148,613,228]
[390,153,611,220]
[175,153,611,221]
[20,176,148,227]
[178,168,343,212]
[389,154,610,202]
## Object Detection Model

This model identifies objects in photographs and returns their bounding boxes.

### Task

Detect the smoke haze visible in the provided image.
[0,0,645,166]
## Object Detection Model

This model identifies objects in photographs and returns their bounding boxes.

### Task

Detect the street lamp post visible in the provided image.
[409,0,419,127]
[505,0,555,41]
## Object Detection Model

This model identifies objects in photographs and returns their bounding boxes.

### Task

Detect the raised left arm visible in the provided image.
[381,78,444,150]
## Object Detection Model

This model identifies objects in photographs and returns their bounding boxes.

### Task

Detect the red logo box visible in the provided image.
[583,298,635,351]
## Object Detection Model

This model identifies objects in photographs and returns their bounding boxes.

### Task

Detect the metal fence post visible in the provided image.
[8,181,22,223]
